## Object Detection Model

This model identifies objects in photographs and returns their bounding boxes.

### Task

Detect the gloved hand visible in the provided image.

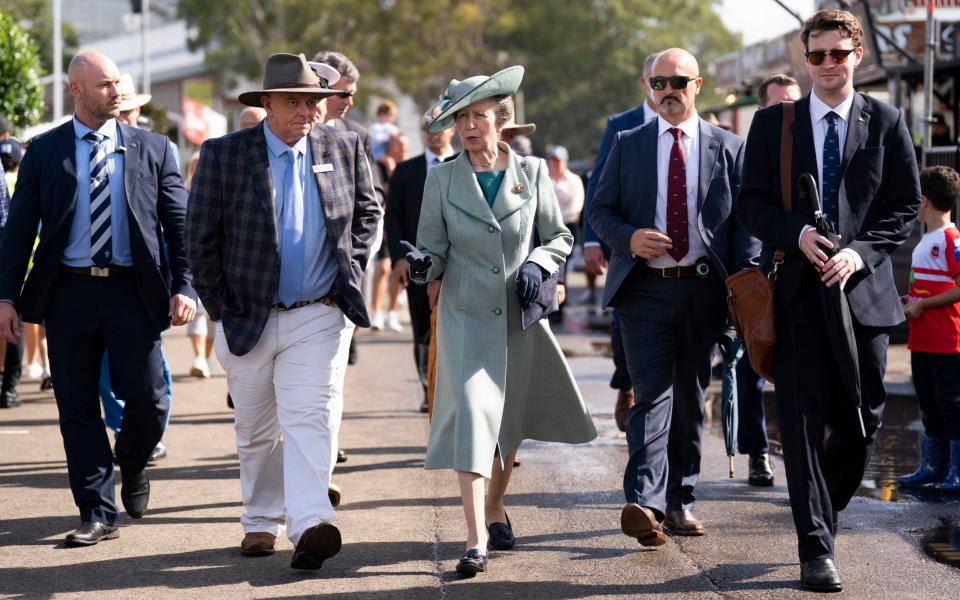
[515,262,545,308]
[400,240,432,278]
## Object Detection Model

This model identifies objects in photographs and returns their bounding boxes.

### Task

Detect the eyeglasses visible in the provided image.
[333,91,355,99]
[648,76,699,91]
[804,48,857,66]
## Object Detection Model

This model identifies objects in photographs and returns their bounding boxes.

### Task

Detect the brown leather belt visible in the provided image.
[272,296,335,311]
[639,259,712,279]
[60,265,134,278]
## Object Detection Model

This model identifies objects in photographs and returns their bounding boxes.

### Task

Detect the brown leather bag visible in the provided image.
[725,101,794,383]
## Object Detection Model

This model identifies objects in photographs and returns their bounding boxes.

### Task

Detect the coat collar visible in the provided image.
[697,119,720,210]
[244,122,279,246]
[447,142,532,230]
[307,124,346,242]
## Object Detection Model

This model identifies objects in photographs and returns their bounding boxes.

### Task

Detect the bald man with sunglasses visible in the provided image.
[590,48,759,546]
[738,10,919,592]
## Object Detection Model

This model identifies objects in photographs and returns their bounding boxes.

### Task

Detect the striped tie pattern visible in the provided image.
[85,132,112,267]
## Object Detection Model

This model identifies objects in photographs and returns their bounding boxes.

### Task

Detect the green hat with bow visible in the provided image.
[426,66,524,134]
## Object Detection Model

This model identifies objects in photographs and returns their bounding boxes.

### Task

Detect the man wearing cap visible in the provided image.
[385,110,456,413]
[0,50,196,545]
[590,48,758,544]
[186,53,379,570]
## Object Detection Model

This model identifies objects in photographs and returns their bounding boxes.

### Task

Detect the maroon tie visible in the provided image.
[666,127,689,262]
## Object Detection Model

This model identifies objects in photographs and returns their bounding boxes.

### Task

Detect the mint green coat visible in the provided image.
[414,143,597,477]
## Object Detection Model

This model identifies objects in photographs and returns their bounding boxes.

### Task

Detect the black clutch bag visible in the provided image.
[520,271,559,330]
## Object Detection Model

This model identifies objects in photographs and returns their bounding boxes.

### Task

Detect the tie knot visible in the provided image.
[669,127,683,142]
[84,132,103,144]
[825,112,839,125]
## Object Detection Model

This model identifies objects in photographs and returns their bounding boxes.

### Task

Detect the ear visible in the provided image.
[853,46,864,68]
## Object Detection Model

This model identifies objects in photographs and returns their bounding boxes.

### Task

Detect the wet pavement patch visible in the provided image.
[919,519,960,570]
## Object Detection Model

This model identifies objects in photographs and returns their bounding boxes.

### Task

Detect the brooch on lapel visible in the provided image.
[322,150,330,159]
[511,183,524,194]
[520,159,529,173]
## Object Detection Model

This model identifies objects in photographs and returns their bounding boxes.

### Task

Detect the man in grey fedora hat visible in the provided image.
[186,52,380,570]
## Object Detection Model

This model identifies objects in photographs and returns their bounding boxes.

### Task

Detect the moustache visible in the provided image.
[661,95,681,104]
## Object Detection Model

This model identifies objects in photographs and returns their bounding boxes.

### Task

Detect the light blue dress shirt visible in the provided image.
[263,122,337,305]
[63,117,132,266]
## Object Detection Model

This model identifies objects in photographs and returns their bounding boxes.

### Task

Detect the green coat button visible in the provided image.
[487,226,496,233]
[493,308,502,315]
[491,267,500,274]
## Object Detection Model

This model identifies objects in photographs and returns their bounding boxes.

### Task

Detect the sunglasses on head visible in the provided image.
[333,91,355,99]
[648,76,698,91]
[804,48,857,66]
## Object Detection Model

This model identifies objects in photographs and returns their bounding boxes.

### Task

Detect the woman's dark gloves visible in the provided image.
[515,262,545,308]
[400,240,432,278]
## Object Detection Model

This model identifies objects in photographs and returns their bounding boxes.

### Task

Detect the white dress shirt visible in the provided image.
[801,91,863,271]
[647,113,705,268]
[642,100,658,124]
[552,169,585,225]
[425,147,454,170]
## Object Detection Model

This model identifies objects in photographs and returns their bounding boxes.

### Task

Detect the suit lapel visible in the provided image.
[791,96,819,191]
[697,120,719,211]
[448,152,500,229]
[491,144,532,222]
[244,123,279,248]
[309,126,345,242]
[841,93,869,179]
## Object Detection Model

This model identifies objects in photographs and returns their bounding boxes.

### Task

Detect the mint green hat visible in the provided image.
[426,65,524,134]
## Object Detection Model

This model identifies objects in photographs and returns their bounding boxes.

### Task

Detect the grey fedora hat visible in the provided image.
[426,65,524,133]
[239,53,339,107]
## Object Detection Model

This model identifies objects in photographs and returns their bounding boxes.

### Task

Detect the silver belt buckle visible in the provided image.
[90,266,109,278]
[695,260,711,279]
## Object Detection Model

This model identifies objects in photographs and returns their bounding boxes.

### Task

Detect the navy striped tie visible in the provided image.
[822,112,841,226]
[85,132,112,267]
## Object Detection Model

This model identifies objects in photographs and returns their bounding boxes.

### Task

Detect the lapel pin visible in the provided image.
[520,159,529,173]
[115,146,127,154]
[512,183,524,194]
[322,150,331,158]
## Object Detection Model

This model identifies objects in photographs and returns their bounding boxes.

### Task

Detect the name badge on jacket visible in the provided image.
[313,163,334,173]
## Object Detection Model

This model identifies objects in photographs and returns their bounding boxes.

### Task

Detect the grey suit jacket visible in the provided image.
[589,118,760,309]
[186,121,380,356]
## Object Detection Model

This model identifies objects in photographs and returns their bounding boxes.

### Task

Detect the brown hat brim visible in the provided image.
[239,87,339,107]
[502,123,536,136]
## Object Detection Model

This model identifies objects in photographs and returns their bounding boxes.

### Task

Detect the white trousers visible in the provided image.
[215,302,354,544]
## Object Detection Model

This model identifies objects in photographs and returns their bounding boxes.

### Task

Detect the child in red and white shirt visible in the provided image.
[900,166,960,492]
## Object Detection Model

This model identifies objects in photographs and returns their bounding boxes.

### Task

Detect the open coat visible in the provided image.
[413,143,597,477]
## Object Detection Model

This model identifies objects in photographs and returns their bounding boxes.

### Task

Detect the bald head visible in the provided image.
[238,106,267,130]
[68,51,121,129]
[649,47,702,125]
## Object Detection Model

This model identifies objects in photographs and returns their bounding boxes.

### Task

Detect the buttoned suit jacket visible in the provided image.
[737,93,920,327]
[385,153,428,261]
[186,121,380,356]
[589,118,760,309]
[0,120,194,331]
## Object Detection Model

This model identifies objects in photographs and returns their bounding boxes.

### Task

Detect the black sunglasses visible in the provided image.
[648,76,698,91]
[333,91,355,99]
[804,48,857,66]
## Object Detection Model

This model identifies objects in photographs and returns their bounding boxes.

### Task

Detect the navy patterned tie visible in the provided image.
[822,112,841,226]
[85,132,112,267]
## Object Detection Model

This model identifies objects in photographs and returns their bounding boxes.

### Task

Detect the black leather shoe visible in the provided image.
[337,449,348,463]
[456,548,487,575]
[801,558,843,592]
[0,388,22,408]
[419,400,429,413]
[487,513,515,550]
[148,441,167,462]
[748,453,774,486]
[121,470,150,519]
[65,522,119,546]
[40,375,53,391]
[291,523,342,570]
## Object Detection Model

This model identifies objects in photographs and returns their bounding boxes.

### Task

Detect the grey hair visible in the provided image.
[312,51,360,83]
[642,52,659,78]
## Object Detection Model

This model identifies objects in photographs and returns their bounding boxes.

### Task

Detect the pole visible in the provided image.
[141,0,150,95]
[922,0,935,166]
[52,0,62,120]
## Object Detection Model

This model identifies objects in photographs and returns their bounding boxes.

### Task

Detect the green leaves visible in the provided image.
[0,11,46,131]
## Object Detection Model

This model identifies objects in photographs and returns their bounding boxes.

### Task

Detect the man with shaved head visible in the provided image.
[590,47,759,545]
[238,106,266,130]
[0,51,196,545]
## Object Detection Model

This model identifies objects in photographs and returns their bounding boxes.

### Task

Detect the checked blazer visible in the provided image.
[186,121,380,356]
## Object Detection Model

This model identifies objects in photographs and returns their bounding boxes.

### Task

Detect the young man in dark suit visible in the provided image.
[590,48,759,546]
[385,112,456,413]
[738,10,920,592]
[0,51,196,545]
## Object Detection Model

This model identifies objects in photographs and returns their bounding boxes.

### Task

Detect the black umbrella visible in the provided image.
[797,173,867,439]
[718,331,744,478]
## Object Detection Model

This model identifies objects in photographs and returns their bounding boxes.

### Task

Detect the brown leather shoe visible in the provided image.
[240,532,276,557]
[328,483,342,508]
[664,509,706,536]
[620,503,666,546]
[614,389,635,432]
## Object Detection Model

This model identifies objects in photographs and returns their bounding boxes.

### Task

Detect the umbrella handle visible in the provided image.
[728,457,734,479]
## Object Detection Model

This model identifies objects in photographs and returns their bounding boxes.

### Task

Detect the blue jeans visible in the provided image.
[100,349,173,433]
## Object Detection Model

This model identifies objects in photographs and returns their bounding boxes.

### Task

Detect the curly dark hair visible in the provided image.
[920,165,960,213]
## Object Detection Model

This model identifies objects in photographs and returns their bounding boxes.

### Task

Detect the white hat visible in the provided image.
[118,73,151,112]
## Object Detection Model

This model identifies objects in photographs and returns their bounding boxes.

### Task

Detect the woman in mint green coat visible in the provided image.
[406,66,596,575]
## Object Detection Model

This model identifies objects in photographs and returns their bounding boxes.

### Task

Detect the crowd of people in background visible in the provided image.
[1,6,959,595]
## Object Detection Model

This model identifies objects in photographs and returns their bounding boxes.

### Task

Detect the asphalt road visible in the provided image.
[1,317,959,599]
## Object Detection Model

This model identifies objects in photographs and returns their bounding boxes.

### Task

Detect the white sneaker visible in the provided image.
[190,357,211,378]
[386,312,403,332]
[25,362,43,379]
[370,312,385,331]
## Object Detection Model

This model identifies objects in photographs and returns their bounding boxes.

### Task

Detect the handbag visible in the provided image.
[725,101,794,383]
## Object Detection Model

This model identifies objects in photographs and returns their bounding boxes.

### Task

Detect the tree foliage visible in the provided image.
[179,0,740,155]
[0,11,46,130]
[0,0,78,74]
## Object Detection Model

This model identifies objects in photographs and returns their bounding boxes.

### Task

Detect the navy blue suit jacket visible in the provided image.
[582,105,649,249]
[589,118,760,309]
[0,120,194,332]
[737,93,920,328]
